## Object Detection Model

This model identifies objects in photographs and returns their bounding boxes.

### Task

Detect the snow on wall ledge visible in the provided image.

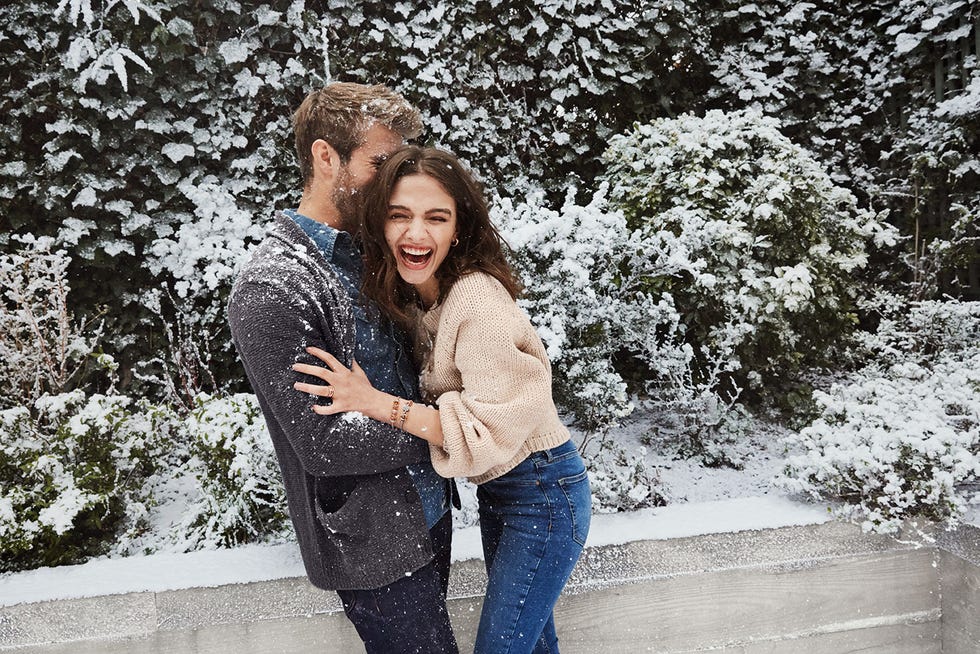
[1,498,978,654]
[0,495,828,608]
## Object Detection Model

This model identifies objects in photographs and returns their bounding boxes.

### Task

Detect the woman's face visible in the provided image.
[384,173,458,306]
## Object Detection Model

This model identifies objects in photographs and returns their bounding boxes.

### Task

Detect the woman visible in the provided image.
[291,146,591,654]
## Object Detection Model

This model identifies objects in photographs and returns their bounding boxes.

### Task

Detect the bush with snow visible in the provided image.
[496,188,636,430]
[0,1,314,390]
[0,388,289,570]
[493,109,902,458]
[0,392,170,572]
[494,185,739,463]
[584,437,665,513]
[779,298,980,533]
[168,393,289,551]
[601,109,899,395]
[707,0,978,299]
[0,237,106,409]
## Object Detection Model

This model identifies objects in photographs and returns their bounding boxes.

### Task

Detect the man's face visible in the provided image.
[332,122,403,232]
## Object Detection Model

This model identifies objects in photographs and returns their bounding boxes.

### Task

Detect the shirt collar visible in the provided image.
[283,208,354,260]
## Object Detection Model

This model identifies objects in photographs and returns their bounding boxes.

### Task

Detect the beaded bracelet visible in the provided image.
[389,398,400,426]
[398,400,414,430]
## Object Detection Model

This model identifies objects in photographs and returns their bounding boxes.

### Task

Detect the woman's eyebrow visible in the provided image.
[387,204,453,216]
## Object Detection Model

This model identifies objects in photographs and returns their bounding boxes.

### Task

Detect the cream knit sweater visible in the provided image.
[417,271,570,484]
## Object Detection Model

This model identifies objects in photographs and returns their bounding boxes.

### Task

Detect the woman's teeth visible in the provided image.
[401,246,432,265]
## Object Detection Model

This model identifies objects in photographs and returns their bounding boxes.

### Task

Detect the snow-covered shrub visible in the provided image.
[779,299,980,533]
[494,182,748,459]
[170,393,288,550]
[0,391,167,572]
[0,1,311,389]
[132,290,223,412]
[602,109,900,395]
[0,236,105,409]
[584,438,665,513]
[856,291,980,362]
[496,188,635,430]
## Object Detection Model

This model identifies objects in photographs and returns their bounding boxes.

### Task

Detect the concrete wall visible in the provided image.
[2,520,975,654]
[940,524,980,654]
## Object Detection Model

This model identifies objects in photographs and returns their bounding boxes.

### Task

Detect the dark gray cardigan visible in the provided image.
[228,213,433,590]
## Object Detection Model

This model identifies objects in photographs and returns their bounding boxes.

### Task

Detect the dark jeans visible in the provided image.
[475,440,592,654]
[337,512,458,654]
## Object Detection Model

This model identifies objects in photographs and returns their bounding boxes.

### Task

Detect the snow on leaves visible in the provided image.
[780,299,980,533]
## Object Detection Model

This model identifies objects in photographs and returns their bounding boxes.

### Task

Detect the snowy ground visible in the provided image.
[606,408,787,504]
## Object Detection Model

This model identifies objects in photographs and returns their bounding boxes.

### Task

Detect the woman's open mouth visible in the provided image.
[400,246,433,268]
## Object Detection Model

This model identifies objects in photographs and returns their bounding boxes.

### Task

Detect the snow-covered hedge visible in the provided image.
[707,0,979,299]
[3,0,972,408]
[0,0,707,392]
[780,299,980,533]
[0,1,316,391]
[497,188,635,430]
[495,110,901,461]
[172,393,289,551]
[0,238,106,409]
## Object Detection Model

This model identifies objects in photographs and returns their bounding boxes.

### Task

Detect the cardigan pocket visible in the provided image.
[313,470,435,585]
[313,478,364,542]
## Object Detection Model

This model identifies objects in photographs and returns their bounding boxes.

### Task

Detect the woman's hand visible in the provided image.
[291,346,445,447]
[292,346,381,416]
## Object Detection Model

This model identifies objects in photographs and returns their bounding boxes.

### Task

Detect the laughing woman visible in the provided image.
[292,145,592,654]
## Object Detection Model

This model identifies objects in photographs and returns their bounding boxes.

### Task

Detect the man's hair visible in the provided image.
[360,145,522,329]
[293,82,423,187]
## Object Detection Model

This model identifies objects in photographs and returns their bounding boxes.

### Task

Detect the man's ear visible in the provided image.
[310,139,341,183]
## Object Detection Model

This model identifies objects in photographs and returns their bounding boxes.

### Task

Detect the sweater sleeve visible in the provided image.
[429,275,553,479]
[228,278,429,478]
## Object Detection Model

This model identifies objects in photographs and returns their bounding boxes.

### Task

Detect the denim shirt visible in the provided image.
[286,209,449,529]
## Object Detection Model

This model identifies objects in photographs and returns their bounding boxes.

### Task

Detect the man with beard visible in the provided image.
[228,83,457,654]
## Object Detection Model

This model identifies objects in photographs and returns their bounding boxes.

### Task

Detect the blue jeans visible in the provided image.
[475,440,592,654]
[337,512,458,654]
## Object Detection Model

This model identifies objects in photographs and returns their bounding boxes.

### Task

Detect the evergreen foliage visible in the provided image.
[0,392,171,571]
[0,1,321,389]
[705,0,979,298]
[780,297,980,532]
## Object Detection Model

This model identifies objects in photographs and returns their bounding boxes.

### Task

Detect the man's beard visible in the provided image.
[331,165,363,234]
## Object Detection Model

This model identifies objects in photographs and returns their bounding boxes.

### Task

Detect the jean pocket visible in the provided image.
[558,469,592,547]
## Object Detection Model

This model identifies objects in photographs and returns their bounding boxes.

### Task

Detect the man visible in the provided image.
[228,82,457,654]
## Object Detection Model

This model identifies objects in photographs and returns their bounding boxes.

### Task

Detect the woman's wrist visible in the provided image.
[369,390,399,425]
[374,393,443,447]
[379,394,415,430]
